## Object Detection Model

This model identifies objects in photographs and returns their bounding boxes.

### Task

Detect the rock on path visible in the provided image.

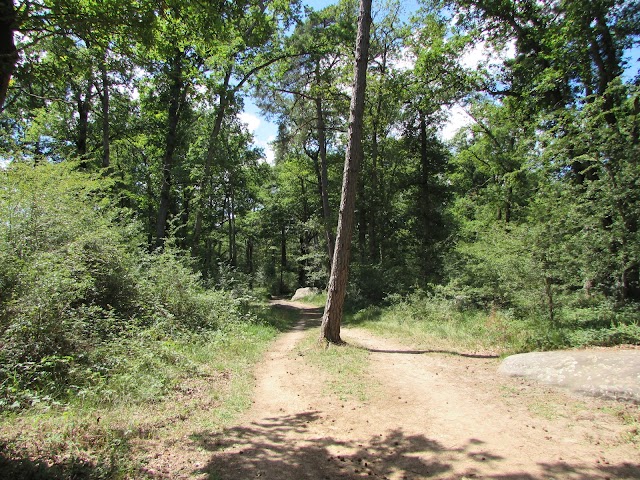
[499,349,640,403]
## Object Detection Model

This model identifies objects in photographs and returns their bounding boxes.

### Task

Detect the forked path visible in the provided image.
[204,301,640,479]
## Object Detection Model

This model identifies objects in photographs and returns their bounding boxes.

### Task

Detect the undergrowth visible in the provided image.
[346,291,640,355]
[0,304,296,479]
[0,163,305,478]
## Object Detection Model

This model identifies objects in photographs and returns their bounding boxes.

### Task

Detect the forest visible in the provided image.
[1,0,639,425]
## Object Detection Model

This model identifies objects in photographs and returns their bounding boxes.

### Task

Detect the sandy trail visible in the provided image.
[199,301,639,479]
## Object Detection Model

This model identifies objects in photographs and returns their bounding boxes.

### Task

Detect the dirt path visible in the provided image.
[200,301,639,479]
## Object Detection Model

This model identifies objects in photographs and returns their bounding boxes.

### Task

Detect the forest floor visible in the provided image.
[146,300,640,480]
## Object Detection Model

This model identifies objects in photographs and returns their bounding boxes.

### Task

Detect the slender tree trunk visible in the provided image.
[368,126,379,259]
[320,0,371,344]
[315,95,336,269]
[298,235,308,286]
[229,184,237,267]
[544,276,555,324]
[100,50,110,169]
[357,171,367,261]
[156,51,185,248]
[0,0,17,111]
[194,69,232,247]
[75,78,93,165]
[145,156,154,246]
[280,222,287,293]
[246,237,254,288]
[299,177,309,286]
[179,187,191,249]
[419,109,429,204]
[368,47,387,261]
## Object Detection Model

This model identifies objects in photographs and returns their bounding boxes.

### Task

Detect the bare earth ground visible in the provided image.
[149,301,640,479]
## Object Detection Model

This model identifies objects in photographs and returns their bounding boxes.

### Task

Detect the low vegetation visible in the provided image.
[347,291,640,356]
[0,163,299,478]
[297,331,373,403]
[0,304,296,479]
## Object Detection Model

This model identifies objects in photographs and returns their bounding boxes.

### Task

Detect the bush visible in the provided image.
[0,162,256,410]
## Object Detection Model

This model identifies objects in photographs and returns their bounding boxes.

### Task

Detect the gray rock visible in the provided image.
[499,349,640,403]
[291,287,321,301]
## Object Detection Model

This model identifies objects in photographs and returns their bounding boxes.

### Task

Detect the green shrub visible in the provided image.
[0,162,259,410]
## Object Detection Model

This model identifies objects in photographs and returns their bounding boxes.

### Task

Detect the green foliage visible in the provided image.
[0,162,262,411]
[349,289,640,355]
[348,290,528,355]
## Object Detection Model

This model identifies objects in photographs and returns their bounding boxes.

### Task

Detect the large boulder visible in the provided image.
[291,287,320,301]
[499,349,640,403]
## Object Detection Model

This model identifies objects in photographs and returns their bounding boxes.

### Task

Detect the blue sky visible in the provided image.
[240,0,422,164]
[240,1,345,163]
[239,1,640,164]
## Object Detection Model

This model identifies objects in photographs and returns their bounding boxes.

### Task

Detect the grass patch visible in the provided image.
[296,331,373,402]
[603,404,640,446]
[295,292,327,308]
[346,295,529,356]
[0,303,297,479]
[254,301,304,331]
[345,291,640,355]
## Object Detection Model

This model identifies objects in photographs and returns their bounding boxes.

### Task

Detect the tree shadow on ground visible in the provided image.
[265,302,324,332]
[0,448,115,480]
[193,411,640,480]
[192,411,455,480]
[361,347,499,359]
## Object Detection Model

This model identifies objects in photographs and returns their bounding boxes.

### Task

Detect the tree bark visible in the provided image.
[75,78,93,165]
[320,0,371,344]
[0,0,17,111]
[299,177,310,286]
[155,51,186,248]
[368,44,388,262]
[194,69,232,248]
[280,221,287,293]
[229,183,237,267]
[315,95,336,270]
[100,50,110,169]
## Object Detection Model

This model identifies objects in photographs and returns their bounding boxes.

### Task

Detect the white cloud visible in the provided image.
[237,112,261,133]
[263,145,275,165]
[389,46,415,72]
[255,135,276,165]
[439,103,473,141]
[460,39,515,71]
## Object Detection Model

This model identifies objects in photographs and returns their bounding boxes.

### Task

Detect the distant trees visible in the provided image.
[0,0,638,349]
[445,0,640,322]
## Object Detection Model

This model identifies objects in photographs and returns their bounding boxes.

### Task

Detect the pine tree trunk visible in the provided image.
[315,95,336,270]
[320,0,371,344]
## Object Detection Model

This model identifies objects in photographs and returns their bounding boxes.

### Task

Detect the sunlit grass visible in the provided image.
[294,291,327,308]
[0,305,298,479]
[296,330,374,402]
[346,297,530,356]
